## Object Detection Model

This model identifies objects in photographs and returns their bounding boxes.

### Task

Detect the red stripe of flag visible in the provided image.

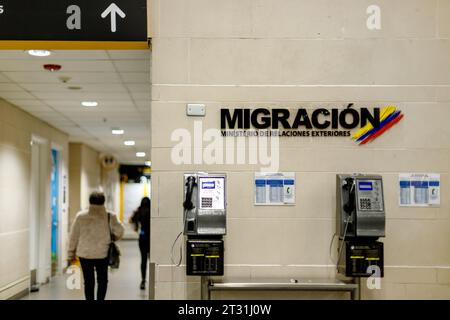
[360,114,404,145]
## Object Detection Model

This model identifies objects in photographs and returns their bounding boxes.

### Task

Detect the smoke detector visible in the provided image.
[43,64,62,72]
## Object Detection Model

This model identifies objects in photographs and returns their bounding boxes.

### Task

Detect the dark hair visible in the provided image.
[89,192,105,205]
[140,197,150,208]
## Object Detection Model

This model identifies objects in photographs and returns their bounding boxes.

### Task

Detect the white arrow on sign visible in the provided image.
[101,3,126,33]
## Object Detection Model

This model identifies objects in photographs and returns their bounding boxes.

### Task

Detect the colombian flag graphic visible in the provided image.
[352,106,404,145]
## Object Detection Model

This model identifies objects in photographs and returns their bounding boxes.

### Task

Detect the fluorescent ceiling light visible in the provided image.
[112,129,124,135]
[27,50,51,57]
[124,140,135,146]
[136,152,146,158]
[81,101,98,107]
[145,161,152,167]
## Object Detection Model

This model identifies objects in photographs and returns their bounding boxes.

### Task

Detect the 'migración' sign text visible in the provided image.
[220,104,380,138]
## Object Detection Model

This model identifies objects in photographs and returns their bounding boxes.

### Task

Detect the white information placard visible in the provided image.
[399,173,440,207]
[254,172,295,205]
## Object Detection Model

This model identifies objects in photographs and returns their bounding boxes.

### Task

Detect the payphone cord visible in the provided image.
[171,176,197,267]
[329,216,351,268]
[331,181,355,270]
[171,231,183,266]
[329,233,338,264]
[335,216,351,272]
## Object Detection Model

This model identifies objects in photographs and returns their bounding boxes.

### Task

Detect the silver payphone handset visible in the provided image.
[183,173,227,236]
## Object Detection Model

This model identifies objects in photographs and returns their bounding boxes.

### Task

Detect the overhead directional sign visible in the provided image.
[101,3,126,33]
[0,0,148,49]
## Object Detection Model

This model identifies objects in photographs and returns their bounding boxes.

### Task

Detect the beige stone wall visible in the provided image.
[68,143,101,223]
[150,0,450,299]
[0,99,69,299]
[80,144,101,211]
[68,143,82,223]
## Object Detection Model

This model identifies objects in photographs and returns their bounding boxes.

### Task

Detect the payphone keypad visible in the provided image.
[359,198,372,210]
[357,179,384,212]
[201,197,213,208]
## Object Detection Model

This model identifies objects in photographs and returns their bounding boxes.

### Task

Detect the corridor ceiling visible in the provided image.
[0,50,151,164]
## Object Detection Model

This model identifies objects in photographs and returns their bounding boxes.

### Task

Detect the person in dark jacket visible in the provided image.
[130,197,151,290]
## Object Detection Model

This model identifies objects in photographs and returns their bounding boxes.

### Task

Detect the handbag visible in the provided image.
[107,213,121,269]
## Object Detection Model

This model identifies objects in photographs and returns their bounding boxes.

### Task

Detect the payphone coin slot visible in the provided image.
[187,220,195,232]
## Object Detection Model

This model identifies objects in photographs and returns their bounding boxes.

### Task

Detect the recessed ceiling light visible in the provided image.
[145,161,152,167]
[81,101,98,107]
[112,128,124,135]
[27,50,51,57]
[136,152,146,158]
[124,140,135,146]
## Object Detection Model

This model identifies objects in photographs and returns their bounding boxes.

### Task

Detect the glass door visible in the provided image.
[50,149,59,276]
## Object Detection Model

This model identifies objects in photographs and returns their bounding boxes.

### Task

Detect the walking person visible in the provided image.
[68,191,124,300]
[130,197,151,290]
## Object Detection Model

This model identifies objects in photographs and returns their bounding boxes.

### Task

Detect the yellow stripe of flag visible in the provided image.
[352,106,397,140]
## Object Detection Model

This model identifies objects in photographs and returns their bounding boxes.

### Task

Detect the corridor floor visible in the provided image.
[21,240,149,300]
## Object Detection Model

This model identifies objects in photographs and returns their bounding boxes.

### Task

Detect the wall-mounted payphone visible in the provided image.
[183,173,226,276]
[336,174,385,238]
[183,173,226,236]
[336,174,385,277]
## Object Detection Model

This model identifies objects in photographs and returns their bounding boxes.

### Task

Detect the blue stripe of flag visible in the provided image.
[356,110,402,142]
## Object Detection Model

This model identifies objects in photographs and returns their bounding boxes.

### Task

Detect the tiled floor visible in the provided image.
[21,240,149,300]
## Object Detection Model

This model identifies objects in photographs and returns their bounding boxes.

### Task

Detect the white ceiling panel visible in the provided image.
[126,83,150,93]
[107,50,150,60]
[31,111,68,119]
[21,83,128,93]
[0,73,10,82]
[48,118,78,126]
[46,51,110,60]
[0,83,23,91]
[139,109,151,119]
[62,114,144,123]
[7,99,48,107]
[131,92,152,100]
[135,100,151,109]
[0,90,36,99]
[0,49,151,164]
[32,91,131,100]
[0,51,31,60]
[50,60,115,72]
[0,50,109,60]
[80,124,149,135]
[63,126,96,137]
[77,124,147,136]
[74,140,110,153]
[51,125,79,132]
[132,139,151,146]
[4,72,122,84]
[15,104,54,113]
[120,72,150,83]
[0,60,115,72]
[113,60,150,72]
[45,100,135,109]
